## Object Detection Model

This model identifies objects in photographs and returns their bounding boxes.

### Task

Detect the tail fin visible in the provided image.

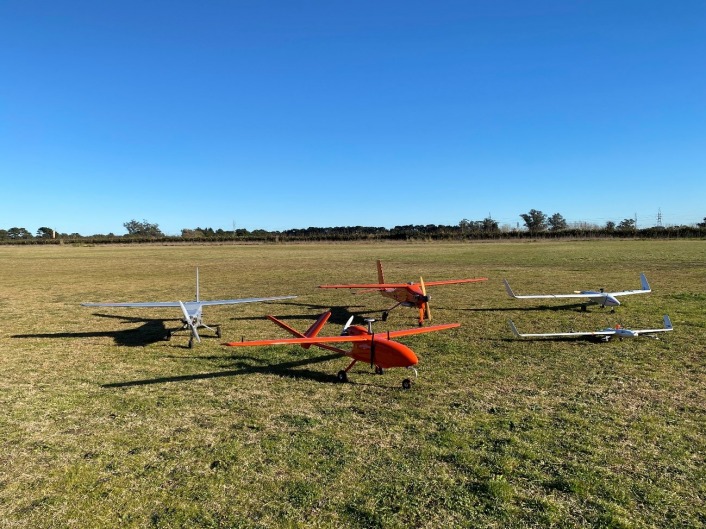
[267,311,331,350]
[305,312,331,338]
[503,279,518,299]
[640,273,651,292]
[507,319,522,337]
[663,314,672,330]
[377,260,385,284]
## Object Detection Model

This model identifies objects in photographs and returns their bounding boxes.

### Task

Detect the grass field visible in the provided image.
[1,240,704,528]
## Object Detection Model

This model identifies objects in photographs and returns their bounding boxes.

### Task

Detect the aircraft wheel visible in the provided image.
[402,379,412,390]
[164,331,172,341]
[337,370,348,383]
[375,366,384,375]
[581,305,587,312]
[216,326,222,338]
[382,311,388,321]
[188,337,194,349]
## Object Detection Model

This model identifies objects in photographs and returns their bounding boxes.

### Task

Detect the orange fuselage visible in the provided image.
[380,285,428,308]
[345,325,419,368]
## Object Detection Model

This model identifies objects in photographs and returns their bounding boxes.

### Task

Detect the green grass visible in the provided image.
[0,240,704,528]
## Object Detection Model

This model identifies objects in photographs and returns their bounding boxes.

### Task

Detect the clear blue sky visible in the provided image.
[1,0,704,235]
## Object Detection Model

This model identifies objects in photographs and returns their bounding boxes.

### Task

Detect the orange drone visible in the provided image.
[223,311,460,389]
[319,260,487,325]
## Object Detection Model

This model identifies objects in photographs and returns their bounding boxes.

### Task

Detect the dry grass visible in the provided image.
[0,240,704,528]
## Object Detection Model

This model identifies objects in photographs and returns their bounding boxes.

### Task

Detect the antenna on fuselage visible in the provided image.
[196,267,200,302]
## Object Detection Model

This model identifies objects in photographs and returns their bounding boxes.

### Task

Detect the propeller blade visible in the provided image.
[341,315,354,335]
[178,301,201,343]
[420,276,431,321]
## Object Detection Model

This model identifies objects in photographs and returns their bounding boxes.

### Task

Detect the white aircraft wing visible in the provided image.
[81,301,183,308]
[508,320,614,338]
[503,279,596,299]
[197,295,296,306]
[82,295,295,308]
[631,315,673,335]
[509,315,671,339]
[503,273,650,299]
[606,273,651,296]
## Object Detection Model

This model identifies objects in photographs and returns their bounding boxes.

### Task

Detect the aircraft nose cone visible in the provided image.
[405,349,419,366]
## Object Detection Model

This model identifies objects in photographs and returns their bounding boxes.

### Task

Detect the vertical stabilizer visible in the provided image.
[305,311,332,338]
[266,311,331,350]
[663,314,672,330]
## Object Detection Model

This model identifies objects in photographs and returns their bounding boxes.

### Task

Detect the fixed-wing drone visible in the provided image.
[223,311,460,389]
[503,273,651,311]
[319,260,487,325]
[508,315,672,341]
[82,268,296,348]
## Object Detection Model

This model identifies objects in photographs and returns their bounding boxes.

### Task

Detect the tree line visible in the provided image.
[2,213,705,243]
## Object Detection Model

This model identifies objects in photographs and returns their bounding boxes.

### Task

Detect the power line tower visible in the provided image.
[657,208,663,227]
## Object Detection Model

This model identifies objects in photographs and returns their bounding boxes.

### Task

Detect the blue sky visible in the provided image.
[1,1,704,235]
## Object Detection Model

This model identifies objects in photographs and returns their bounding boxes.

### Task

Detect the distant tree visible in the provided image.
[605,221,616,232]
[547,213,568,231]
[698,217,706,228]
[482,217,499,232]
[8,227,32,239]
[617,218,637,232]
[181,228,204,238]
[123,219,163,237]
[520,209,548,233]
[0,229,8,239]
[36,227,55,238]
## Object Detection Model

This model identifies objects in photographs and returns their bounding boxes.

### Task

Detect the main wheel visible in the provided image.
[382,311,389,321]
[216,326,222,338]
[337,370,348,383]
[164,331,172,341]
[188,337,194,349]
[374,366,384,375]
[402,379,412,390]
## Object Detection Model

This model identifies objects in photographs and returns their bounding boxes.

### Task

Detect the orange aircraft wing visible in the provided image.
[319,278,487,289]
[421,278,488,286]
[223,322,460,347]
[224,334,371,347]
[386,322,460,338]
[318,283,411,289]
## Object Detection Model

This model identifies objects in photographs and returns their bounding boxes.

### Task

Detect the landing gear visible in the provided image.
[382,311,389,321]
[402,379,412,390]
[164,331,172,341]
[337,370,348,383]
[188,336,194,349]
[581,304,587,312]
[216,326,222,338]
[374,365,384,375]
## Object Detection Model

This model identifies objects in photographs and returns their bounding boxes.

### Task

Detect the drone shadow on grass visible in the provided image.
[102,351,395,389]
[12,313,199,348]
